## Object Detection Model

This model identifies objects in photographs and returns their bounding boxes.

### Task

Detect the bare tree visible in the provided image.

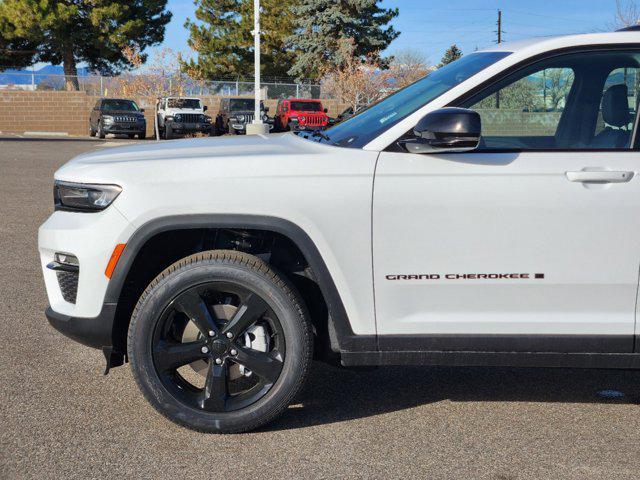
[321,38,390,113]
[615,0,640,28]
[389,48,431,89]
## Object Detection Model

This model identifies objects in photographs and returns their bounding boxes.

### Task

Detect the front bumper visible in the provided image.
[38,205,133,318]
[290,123,326,132]
[46,304,116,349]
[231,123,274,132]
[103,122,146,134]
[168,121,211,134]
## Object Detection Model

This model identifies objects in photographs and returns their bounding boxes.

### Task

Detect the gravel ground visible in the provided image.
[2,135,640,479]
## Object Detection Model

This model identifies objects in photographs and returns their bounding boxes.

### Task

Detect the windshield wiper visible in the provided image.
[310,130,332,143]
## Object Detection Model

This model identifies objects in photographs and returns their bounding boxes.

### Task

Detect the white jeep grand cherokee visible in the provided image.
[39,31,640,433]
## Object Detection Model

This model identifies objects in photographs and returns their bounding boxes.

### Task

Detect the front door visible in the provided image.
[373,48,640,353]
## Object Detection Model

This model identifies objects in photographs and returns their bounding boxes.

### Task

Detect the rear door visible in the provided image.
[373,48,640,353]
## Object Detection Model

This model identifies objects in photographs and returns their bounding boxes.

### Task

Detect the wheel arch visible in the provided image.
[106,214,374,357]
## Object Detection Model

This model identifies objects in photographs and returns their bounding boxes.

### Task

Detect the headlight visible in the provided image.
[54,181,122,212]
[262,114,269,121]
[174,114,182,122]
[299,116,306,122]
[102,115,114,124]
[237,114,245,122]
[204,115,212,123]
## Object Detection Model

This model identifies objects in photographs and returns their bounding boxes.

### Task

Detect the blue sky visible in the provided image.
[153,0,619,66]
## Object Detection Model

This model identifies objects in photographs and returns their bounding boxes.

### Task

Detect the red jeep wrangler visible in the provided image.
[274,98,329,132]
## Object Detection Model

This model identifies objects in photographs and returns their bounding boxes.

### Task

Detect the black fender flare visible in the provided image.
[106,214,375,353]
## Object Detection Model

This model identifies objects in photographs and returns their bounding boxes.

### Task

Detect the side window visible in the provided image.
[94,100,101,111]
[472,68,574,148]
[461,50,640,150]
[595,67,639,137]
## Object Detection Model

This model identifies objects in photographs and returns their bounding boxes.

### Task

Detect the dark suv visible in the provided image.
[90,98,146,139]
[215,98,273,135]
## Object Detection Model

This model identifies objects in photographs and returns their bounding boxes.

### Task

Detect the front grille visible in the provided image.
[243,113,255,123]
[57,270,79,304]
[178,113,202,123]
[113,115,138,123]
[304,115,324,126]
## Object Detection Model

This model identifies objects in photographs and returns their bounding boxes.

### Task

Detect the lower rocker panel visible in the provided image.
[340,351,640,370]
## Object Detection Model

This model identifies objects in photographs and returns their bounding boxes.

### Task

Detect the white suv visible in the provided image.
[156,97,212,139]
[39,31,640,433]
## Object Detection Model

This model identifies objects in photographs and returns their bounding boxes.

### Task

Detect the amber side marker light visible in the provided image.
[105,244,126,278]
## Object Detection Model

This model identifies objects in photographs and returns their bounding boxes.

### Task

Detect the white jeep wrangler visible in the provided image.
[156,97,212,139]
[39,31,640,433]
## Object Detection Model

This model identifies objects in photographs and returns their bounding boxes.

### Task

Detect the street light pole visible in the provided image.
[246,0,270,135]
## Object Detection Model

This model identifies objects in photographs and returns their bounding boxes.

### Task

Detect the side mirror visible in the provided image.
[264,106,270,113]
[140,108,145,113]
[400,107,481,154]
[324,108,328,113]
[203,105,208,111]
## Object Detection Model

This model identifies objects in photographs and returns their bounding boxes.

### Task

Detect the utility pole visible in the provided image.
[246,0,270,135]
[495,9,503,109]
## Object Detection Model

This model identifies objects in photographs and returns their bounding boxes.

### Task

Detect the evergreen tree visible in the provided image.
[183,0,298,80]
[287,0,399,80]
[0,15,38,69]
[438,44,463,68]
[0,0,171,90]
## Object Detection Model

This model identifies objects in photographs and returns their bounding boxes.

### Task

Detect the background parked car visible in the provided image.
[89,98,146,139]
[215,98,273,135]
[156,97,212,139]
[274,98,330,132]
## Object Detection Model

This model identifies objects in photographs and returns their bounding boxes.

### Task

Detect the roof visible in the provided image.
[480,31,640,55]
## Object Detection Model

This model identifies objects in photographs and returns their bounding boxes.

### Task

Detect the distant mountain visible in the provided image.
[0,65,92,85]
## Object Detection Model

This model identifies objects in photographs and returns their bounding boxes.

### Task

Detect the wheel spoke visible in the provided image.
[174,290,219,337]
[154,341,206,372]
[221,293,268,337]
[235,346,283,384]
[201,362,228,411]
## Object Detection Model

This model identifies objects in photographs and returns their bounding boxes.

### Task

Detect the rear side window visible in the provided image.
[595,67,640,136]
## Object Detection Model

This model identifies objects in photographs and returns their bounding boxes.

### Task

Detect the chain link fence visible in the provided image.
[0,71,323,99]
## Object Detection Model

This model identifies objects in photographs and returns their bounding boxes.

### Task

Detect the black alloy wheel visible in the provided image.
[128,250,313,433]
[152,282,285,413]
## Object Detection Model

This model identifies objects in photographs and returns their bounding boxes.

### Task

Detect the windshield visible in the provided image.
[290,101,322,112]
[167,98,201,109]
[101,99,139,111]
[317,52,511,148]
[229,99,264,110]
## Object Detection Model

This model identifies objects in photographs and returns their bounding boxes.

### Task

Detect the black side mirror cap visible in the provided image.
[139,108,145,113]
[203,105,208,111]
[324,108,328,113]
[399,107,481,154]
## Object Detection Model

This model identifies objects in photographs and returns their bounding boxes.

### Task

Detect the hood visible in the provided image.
[54,132,339,185]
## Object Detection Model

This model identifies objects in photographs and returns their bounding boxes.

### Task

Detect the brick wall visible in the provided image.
[0,91,349,137]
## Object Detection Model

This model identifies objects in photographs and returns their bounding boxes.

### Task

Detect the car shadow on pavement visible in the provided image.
[266,362,640,431]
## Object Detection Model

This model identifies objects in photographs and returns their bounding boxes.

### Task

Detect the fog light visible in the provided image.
[53,253,80,272]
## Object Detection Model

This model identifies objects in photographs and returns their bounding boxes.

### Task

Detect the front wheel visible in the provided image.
[128,250,313,433]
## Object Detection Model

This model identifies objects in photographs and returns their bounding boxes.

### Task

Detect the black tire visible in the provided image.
[128,134,136,139]
[97,122,106,139]
[138,131,146,140]
[89,126,96,137]
[164,124,172,140]
[128,250,313,433]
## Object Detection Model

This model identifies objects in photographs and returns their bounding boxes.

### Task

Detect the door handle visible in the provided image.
[565,170,634,183]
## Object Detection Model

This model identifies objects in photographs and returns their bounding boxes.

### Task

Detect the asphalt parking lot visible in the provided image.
[3,135,640,479]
